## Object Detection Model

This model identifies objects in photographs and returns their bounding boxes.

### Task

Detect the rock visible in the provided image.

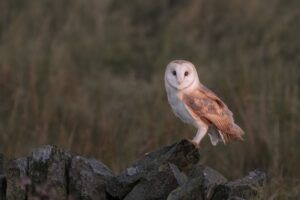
[168,166,227,200]
[0,154,3,175]
[169,163,188,185]
[0,154,4,200]
[212,170,266,199]
[107,139,199,199]
[6,157,28,200]
[27,145,71,199]
[131,139,199,173]
[0,175,5,200]
[189,165,227,199]
[2,142,266,200]
[124,165,179,200]
[68,155,114,200]
[167,178,205,200]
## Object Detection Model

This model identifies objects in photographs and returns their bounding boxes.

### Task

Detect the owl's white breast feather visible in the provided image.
[165,86,196,126]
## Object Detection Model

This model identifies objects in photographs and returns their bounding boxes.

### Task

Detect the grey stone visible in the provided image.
[190,165,227,199]
[168,165,227,200]
[27,145,71,199]
[107,139,199,199]
[2,141,266,200]
[228,197,246,200]
[68,155,114,200]
[0,154,6,200]
[130,139,199,174]
[124,165,179,200]
[6,157,28,200]
[0,154,3,175]
[0,175,6,200]
[167,178,204,200]
[169,163,188,186]
[212,170,266,199]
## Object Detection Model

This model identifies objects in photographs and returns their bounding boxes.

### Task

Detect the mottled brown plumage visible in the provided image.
[183,85,244,142]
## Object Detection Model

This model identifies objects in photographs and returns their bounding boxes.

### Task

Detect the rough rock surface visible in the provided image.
[6,157,28,200]
[0,154,5,200]
[27,145,70,199]
[1,140,266,200]
[168,166,227,200]
[68,155,114,200]
[107,139,199,199]
[212,170,266,199]
[0,175,5,200]
[0,154,3,174]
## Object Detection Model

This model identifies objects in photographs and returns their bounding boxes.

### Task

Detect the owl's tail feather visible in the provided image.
[221,123,245,142]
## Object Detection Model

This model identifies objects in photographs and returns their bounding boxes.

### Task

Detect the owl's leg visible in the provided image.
[191,125,208,148]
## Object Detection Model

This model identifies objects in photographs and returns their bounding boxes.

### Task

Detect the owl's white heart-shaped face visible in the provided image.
[165,60,199,91]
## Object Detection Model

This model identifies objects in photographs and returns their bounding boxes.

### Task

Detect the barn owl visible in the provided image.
[165,60,244,147]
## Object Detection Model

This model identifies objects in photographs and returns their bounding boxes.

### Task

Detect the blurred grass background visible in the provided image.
[0,0,299,198]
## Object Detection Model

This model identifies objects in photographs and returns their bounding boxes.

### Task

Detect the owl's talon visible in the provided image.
[188,139,200,149]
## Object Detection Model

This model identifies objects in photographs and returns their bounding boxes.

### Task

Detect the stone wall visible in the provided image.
[0,140,266,200]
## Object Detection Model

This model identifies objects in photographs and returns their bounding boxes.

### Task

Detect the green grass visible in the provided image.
[0,0,299,198]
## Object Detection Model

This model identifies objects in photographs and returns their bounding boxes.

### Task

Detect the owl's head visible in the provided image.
[165,60,199,91]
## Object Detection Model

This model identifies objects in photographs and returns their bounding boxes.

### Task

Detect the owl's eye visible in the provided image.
[184,71,189,76]
[172,70,177,76]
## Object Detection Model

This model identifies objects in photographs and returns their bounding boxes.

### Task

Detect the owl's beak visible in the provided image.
[177,76,184,84]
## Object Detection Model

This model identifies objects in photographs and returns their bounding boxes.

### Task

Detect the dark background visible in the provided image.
[0,0,299,198]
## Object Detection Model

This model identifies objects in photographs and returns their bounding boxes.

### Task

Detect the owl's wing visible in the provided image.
[199,85,231,113]
[182,86,244,141]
